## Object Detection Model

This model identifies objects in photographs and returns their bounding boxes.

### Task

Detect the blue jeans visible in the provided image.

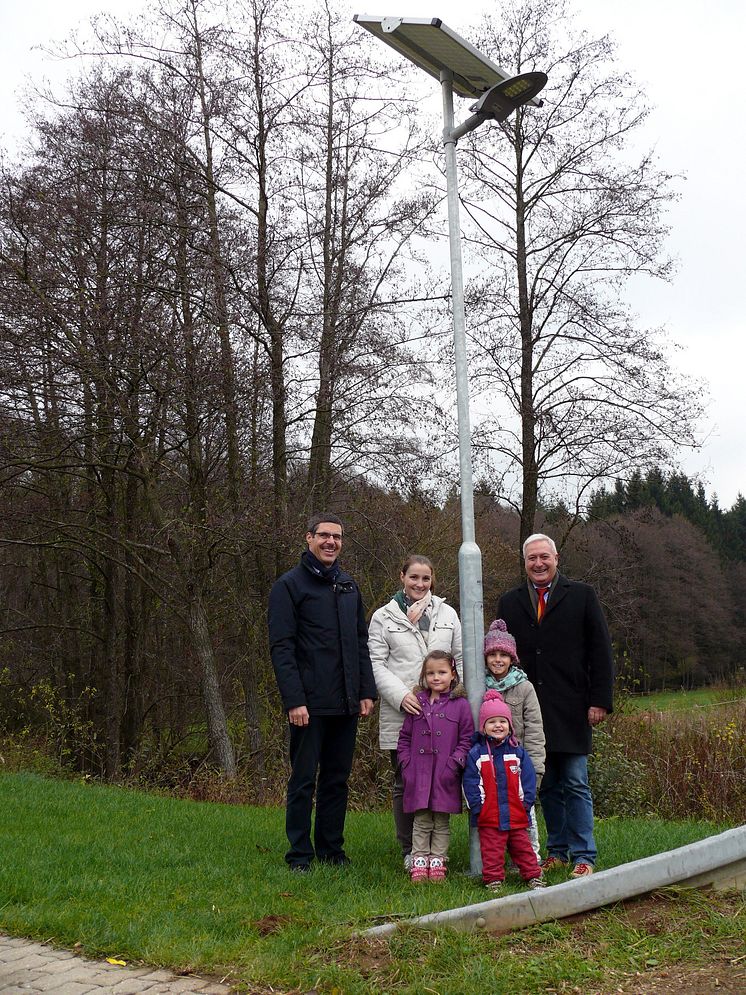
[539,752,597,866]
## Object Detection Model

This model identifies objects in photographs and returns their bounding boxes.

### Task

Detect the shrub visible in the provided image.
[588,726,648,817]
[607,700,746,821]
[0,670,102,773]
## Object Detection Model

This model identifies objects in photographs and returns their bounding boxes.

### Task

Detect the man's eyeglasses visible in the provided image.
[314,531,343,542]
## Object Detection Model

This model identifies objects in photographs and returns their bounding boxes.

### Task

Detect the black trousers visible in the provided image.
[285,714,359,867]
[389,749,415,857]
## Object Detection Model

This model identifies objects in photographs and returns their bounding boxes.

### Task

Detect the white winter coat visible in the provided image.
[368,595,463,750]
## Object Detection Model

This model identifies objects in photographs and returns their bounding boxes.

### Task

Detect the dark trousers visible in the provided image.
[479,825,542,884]
[285,714,359,867]
[389,750,415,857]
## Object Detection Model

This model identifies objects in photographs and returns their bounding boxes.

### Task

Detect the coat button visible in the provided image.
[434,748,439,754]
[419,748,425,754]
[436,730,441,736]
[536,648,542,656]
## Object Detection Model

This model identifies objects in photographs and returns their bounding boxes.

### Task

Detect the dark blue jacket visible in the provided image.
[268,552,377,716]
[463,732,537,830]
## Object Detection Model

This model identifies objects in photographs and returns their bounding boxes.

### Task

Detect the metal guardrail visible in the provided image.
[364,825,746,937]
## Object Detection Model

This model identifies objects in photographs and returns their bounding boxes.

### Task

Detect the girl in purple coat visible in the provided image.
[397,650,475,882]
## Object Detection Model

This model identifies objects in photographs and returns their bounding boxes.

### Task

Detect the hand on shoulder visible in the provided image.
[400,691,422,715]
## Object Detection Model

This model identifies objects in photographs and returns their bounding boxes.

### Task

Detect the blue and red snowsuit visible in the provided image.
[463,731,543,884]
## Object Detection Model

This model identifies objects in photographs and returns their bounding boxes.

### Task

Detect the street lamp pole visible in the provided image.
[441,68,485,874]
[353,15,546,875]
[440,67,484,735]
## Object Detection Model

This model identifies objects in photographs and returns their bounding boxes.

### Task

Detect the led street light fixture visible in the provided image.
[469,72,548,121]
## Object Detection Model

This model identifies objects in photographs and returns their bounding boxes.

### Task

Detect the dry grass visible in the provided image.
[607,699,746,821]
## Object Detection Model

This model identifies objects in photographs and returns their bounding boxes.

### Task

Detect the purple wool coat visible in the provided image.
[397,684,475,814]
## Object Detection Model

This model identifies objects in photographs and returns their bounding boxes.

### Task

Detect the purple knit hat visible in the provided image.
[478,690,514,734]
[483,618,519,664]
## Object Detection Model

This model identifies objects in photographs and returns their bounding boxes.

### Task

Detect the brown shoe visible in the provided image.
[540,856,567,872]
[570,862,594,878]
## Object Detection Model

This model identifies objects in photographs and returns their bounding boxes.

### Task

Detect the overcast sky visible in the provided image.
[2,0,743,507]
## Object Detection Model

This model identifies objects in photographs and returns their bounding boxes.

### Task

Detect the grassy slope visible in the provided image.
[0,772,741,993]
[622,687,746,712]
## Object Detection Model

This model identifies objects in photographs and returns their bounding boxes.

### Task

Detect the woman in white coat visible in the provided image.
[368,554,462,868]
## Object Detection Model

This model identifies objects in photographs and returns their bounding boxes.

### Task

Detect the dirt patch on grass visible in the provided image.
[266,888,743,994]
[538,889,745,995]
[598,959,746,994]
[253,914,292,936]
[324,935,393,978]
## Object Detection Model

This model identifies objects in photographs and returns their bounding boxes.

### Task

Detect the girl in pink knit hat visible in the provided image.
[463,691,545,891]
[483,618,545,859]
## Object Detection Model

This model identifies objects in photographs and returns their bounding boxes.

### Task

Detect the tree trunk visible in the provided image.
[190,0,263,758]
[514,116,537,562]
[188,585,237,777]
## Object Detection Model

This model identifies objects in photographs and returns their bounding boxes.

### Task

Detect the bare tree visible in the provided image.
[294,1,439,508]
[455,0,701,557]
[0,60,242,775]
[577,509,740,690]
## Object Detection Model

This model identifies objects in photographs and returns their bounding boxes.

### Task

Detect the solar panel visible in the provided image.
[353,15,514,99]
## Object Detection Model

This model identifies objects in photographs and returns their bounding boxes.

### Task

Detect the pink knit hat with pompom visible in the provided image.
[478,689,514,734]
[483,618,519,664]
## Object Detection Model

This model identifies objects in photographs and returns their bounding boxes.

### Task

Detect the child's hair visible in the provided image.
[418,650,458,691]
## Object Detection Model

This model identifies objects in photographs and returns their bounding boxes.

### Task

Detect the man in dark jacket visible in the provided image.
[497,533,613,878]
[268,513,376,871]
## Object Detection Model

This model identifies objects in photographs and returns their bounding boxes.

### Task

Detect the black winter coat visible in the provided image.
[268,553,377,716]
[497,574,613,754]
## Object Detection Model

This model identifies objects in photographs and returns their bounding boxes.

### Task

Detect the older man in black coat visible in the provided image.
[497,533,613,878]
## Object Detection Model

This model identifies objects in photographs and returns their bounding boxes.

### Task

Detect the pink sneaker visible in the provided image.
[428,856,447,882]
[410,855,428,883]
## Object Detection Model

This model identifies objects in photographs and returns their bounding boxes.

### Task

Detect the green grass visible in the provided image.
[0,772,742,993]
[621,686,746,713]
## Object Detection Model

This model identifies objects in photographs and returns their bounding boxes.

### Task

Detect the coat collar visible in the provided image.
[381,594,445,626]
[412,681,466,705]
[517,572,571,620]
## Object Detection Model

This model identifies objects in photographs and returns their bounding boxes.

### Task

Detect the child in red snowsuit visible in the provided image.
[463,690,545,891]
